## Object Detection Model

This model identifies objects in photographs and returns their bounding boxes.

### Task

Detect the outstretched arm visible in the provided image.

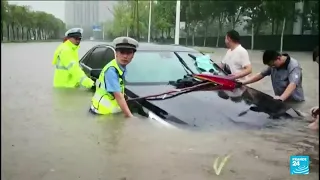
[105,68,133,118]
[242,67,271,85]
[60,49,94,88]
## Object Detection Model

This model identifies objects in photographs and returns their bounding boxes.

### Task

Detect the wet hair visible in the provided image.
[63,37,68,42]
[262,50,281,65]
[226,30,240,43]
[313,46,319,62]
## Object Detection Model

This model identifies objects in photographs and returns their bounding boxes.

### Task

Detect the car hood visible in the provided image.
[126,84,299,130]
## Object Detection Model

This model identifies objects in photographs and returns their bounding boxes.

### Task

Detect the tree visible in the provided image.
[198,1,216,46]
[105,0,316,46]
[2,0,66,42]
[224,1,246,29]
[187,0,201,46]
[153,1,175,40]
[1,0,9,41]
[106,1,132,37]
[264,1,299,35]
[211,1,229,47]
[302,0,319,34]
[180,0,203,45]
[242,1,268,36]
[106,1,150,40]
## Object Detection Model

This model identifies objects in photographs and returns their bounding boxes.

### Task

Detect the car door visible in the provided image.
[80,48,95,76]
[80,45,115,79]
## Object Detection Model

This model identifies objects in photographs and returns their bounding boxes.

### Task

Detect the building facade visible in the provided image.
[65,1,116,39]
[65,1,99,28]
[65,1,116,28]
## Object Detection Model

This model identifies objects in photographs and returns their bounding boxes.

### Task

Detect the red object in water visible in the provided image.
[193,74,241,90]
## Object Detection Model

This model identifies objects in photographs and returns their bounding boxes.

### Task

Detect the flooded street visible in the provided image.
[1,42,319,180]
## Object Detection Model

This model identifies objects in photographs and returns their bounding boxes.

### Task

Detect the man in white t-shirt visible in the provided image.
[219,30,252,81]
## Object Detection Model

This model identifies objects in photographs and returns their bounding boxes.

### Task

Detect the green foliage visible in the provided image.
[263,1,299,34]
[106,1,150,38]
[1,0,66,42]
[302,0,319,34]
[106,0,318,40]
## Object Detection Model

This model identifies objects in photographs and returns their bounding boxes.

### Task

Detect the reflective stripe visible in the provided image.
[90,105,100,114]
[78,76,87,88]
[95,80,103,89]
[55,57,75,70]
[92,93,121,113]
[92,93,111,107]
[54,48,75,70]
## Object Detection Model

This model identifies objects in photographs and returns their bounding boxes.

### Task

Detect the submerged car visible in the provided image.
[79,43,302,130]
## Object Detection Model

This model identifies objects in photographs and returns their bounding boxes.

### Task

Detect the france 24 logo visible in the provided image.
[290,155,309,175]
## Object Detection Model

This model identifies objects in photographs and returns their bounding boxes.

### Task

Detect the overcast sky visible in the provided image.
[9,1,65,21]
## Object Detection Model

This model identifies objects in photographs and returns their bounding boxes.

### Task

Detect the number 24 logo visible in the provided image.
[292,161,300,166]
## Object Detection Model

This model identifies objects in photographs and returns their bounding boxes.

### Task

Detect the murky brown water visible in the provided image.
[1,42,318,180]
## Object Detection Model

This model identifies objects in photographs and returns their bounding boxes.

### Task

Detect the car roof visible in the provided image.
[96,42,199,52]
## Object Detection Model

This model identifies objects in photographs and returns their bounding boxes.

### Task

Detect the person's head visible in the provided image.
[65,28,83,46]
[225,30,240,48]
[113,37,139,66]
[312,46,319,63]
[262,50,285,68]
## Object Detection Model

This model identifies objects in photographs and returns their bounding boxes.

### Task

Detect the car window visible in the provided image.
[84,47,114,69]
[80,50,92,65]
[105,48,115,64]
[126,51,198,83]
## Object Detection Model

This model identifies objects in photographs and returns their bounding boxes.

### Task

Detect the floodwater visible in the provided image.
[1,42,319,180]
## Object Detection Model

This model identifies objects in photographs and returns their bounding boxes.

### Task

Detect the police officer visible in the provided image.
[52,28,94,89]
[241,50,305,108]
[90,37,139,118]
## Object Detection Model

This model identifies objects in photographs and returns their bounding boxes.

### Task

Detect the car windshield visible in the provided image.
[125,51,223,83]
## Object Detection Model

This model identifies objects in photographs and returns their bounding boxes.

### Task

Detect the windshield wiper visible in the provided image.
[173,52,195,75]
[194,53,228,75]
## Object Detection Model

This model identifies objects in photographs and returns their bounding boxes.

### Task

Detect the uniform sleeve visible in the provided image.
[260,67,271,77]
[60,49,94,88]
[288,67,302,85]
[239,49,251,67]
[105,67,121,93]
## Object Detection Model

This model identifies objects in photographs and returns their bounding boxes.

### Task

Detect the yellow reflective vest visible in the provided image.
[91,59,125,115]
[52,40,94,88]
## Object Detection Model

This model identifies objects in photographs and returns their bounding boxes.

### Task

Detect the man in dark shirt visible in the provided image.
[241,50,305,108]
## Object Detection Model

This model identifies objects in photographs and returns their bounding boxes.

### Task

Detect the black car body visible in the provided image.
[80,43,301,130]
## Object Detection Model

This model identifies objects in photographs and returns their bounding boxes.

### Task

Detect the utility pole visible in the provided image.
[174,0,181,45]
[147,0,152,43]
[102,24,105,40]
[131,1,135,37]
[136,0,139,41]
